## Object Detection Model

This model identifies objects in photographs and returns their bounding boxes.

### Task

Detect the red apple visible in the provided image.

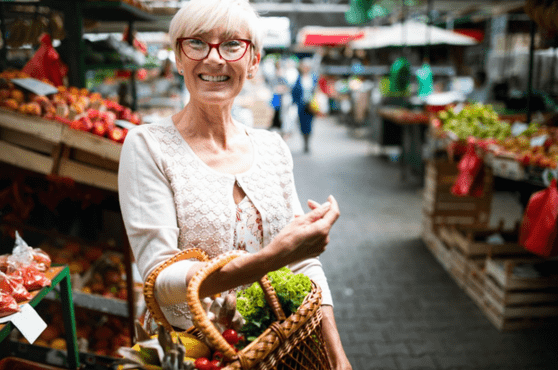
[92,121,107,137]
[108,127,125,143]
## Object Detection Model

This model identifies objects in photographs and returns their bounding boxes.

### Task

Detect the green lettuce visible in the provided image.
[236,267,312,341]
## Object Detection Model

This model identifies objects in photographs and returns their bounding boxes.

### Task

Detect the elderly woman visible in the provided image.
[118,0,351,369]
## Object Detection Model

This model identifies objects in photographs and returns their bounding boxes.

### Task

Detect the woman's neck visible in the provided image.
[172,102,241,150]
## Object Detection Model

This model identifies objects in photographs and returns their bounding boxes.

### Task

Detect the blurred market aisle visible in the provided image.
[285,116,558,370]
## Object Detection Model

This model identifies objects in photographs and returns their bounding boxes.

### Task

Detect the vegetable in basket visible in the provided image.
[236,267,312,342]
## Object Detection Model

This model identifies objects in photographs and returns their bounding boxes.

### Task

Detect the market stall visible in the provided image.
[0,1,158,367]
[422,100,558,331]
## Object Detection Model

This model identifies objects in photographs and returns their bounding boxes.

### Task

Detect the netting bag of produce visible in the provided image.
[519,178,558,258]
[451,143,486,197]
[0,271,31,302]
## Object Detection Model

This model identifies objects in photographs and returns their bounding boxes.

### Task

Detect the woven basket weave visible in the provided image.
[143,249,332,370]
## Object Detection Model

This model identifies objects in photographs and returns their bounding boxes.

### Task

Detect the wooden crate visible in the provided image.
[0,109,122,193]
[423,159,493,230]
[58,128,121,192]
[0,108,64,176]
[447,223,527,258]
[477,257,558,330]
[422,225,453,272]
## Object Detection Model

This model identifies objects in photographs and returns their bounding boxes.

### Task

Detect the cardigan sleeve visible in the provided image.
[118,125,195,307]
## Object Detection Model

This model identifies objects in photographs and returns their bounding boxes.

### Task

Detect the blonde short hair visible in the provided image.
[169,0,263,61]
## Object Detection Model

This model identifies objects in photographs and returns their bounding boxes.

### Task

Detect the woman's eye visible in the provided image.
[186,39,205,48]
[223,40,242,49]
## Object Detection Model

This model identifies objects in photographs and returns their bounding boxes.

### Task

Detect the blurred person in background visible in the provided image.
[269,59,290,134]
[292,58,318,153]
[118,0,351,369]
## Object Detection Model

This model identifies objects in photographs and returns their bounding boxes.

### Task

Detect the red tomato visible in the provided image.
[210,359,222,369]
[194,357,212,370]
[212,351,224,361]
[222,329,240,345]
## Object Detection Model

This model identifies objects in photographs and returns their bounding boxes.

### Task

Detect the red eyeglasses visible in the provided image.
[177,38,252,62]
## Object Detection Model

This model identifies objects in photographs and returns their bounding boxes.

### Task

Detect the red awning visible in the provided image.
[303,31,365,46]
[454,29,485,43]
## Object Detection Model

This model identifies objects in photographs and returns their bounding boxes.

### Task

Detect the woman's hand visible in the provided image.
[264,195,340,268]
[193,195,339,298]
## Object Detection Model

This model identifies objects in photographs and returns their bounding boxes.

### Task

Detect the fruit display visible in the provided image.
[435,103,558,170]
[15,300,132,357]
[438,103,511,141]
[0,70,142,144]
[36,239,130,300]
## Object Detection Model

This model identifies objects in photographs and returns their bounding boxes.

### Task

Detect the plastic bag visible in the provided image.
[22,33,68,86]
[451,143,485,197]
[519,179,558,258]
[11,264,51,291]
[8,231,51,272]
[0,291,19,318]
[0,271,32,302]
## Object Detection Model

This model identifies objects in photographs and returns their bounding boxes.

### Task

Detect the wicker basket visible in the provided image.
[143,249,332,370]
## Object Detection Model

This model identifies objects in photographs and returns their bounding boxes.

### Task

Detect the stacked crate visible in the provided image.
[432,223,558,330]
[422,158,493,267]
[423,159,493,232]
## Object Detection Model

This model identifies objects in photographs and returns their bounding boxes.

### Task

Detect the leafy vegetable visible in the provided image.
[236,267,312,342]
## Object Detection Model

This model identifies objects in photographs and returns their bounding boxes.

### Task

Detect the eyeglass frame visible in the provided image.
[177,37,253,62]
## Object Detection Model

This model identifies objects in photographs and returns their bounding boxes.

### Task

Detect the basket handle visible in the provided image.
[143,248,209,332]
[186,250,287,361]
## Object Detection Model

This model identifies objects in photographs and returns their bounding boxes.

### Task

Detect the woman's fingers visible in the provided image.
[307,199,321,210]
[307,201,331,222]
[321,195,340,225]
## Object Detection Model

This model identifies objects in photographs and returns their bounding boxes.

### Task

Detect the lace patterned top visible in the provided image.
[118,116,332,330]
[234,196,264,253]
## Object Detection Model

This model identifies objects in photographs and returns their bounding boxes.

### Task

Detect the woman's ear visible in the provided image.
[247,51,261,78]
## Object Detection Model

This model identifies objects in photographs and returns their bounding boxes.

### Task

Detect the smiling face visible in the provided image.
[176,27,260,107]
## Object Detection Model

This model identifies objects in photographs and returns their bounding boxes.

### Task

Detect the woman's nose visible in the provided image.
[206,46,224,62]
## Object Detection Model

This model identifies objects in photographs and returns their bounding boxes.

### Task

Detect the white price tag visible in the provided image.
[530,134,548,148]
[511,122,528,137]
[0,304,47,344]
[11,78,58,96]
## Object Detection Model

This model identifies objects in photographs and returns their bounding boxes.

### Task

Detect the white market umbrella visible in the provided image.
[351,20,478,49]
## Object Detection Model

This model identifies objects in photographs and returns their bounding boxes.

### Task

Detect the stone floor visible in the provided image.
[283,115,558,370]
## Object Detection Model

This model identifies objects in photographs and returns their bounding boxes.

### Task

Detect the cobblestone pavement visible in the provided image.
[282,116,558,370]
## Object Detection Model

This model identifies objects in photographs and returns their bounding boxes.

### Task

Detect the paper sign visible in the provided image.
[530,134,548,148]
[1,304,47,343]
[511,122,528,137]
[11,78,59,96]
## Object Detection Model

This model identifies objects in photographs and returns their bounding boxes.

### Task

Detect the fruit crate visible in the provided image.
[0,108,121,193]
[57,127,121,193]
[474,257,558,330]
[0,108,64,176]
[423,159,493,232]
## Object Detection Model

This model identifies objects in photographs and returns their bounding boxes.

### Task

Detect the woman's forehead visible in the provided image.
[191,26,249,39]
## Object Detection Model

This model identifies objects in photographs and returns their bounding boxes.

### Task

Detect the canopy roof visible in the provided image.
[351,20,478,49]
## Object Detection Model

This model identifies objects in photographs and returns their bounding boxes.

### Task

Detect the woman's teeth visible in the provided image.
[200,75,229,82]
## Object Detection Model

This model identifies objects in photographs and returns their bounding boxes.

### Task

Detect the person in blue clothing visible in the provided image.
[292,58,318,153]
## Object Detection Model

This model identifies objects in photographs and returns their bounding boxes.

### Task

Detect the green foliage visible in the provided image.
[236,267,312,342]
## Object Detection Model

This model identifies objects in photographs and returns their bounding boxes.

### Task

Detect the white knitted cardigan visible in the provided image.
[118,117,332,330]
